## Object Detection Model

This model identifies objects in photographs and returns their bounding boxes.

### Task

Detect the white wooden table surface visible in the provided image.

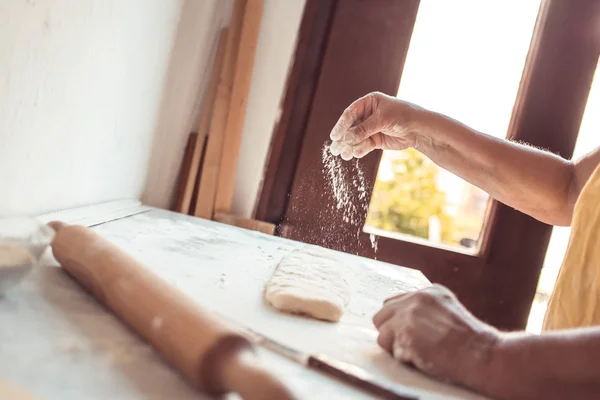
[0,201,488,400]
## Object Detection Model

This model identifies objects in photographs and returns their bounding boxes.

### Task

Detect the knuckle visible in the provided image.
[377,327,393,349]
[415,290,437,306]
[353,123,367,137]
[346,102,357,114]
[431,284,455,301]
[369,91,384,101]
[403,322,417,338]
[342,103,358,121]
[388,308,401,321]
[430,283,448,292]
[368,92,383,108]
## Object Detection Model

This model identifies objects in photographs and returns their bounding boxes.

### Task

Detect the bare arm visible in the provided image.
[417,111,600,226]
[484,327,600,400]
[330,92,600,226]
[373,285,600,400]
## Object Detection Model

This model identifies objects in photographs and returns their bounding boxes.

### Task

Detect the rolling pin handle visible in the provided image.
[203,335,297,400]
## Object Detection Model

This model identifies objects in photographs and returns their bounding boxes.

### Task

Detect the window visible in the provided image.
[366,0,542,252]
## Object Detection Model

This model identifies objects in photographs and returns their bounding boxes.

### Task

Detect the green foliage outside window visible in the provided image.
[365,148,454,243]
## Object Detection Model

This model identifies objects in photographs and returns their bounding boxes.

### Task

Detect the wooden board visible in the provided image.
[213,212,275,235]
[194,0,247,220]
[37,199,150,227]
[214,0,265,215]
[178,29,229,215]
[173,132,198,212]
[1,204,490,400]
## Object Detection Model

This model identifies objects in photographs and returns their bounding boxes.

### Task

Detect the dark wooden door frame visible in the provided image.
[256,0,600,330]
[255,0,339,227]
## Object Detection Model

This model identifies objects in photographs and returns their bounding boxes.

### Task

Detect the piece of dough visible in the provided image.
[265,245,352,322]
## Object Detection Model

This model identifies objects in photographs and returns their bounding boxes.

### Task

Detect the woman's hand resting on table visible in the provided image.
[373,285,502,390]
[329,92,428,160]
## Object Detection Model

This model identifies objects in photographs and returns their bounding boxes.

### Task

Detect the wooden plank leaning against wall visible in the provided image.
[176,30,228,216]
[255,0,600,330]
[193,0,247,219]
[173,0,275,234]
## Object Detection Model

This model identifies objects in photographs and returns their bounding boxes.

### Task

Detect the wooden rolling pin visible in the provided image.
[48,221,296,400]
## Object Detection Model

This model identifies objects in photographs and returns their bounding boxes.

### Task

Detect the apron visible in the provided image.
[544,163,600,330]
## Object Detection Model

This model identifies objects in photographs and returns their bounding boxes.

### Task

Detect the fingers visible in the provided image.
[376,324,395,352]
[329,140,344,156]
[374,290,415,328]
[329,138,377,160]
[330,97,365,141]
[344,115,379,145]
[330,93,379,141]
[331,113,380,160]
[352,136,379,159]
[377,315,423,370]
[340,144,354,161]
[392,334,414,364]
[330,111,354,142]
[373,304,396,328]
[329,132,381,161]
[328,93,384,160]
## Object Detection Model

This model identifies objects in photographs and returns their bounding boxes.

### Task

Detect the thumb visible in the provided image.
[343,115,380,145]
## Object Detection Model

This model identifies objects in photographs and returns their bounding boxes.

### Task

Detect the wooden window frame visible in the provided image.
[256,0,600,330]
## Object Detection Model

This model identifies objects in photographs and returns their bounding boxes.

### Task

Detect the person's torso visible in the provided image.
[544,163,600,330]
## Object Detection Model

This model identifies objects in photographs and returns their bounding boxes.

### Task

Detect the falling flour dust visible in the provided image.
[321,143,378,254]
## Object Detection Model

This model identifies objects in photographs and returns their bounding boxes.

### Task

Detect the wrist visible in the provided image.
[409,106,441,153]
[458,328,505,393]
[411,108,475,166]
[474,332,530,399]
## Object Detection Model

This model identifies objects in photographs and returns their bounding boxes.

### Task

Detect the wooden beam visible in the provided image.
[213,0,265,215]
[178,29,228,215]
[213,212,275,235]
[173,132,198,212]
[254,0,338,224]
[194,0,247,219]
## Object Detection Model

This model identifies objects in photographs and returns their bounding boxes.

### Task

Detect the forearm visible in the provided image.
[479,328,600,399]
[414,110,574,226]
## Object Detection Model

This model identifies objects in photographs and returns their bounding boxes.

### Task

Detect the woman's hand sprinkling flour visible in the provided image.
[329,92,426,160]
[373,285,502,390]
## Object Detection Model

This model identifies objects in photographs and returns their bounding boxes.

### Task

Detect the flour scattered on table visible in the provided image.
[265,245,352,322]
[55,338,152,365]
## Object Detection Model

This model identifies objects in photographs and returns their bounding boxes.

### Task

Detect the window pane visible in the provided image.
[365,0,542,251]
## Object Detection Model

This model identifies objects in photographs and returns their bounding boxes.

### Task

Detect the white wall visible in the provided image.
[0,0,183,215]
[1,0,304,218]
